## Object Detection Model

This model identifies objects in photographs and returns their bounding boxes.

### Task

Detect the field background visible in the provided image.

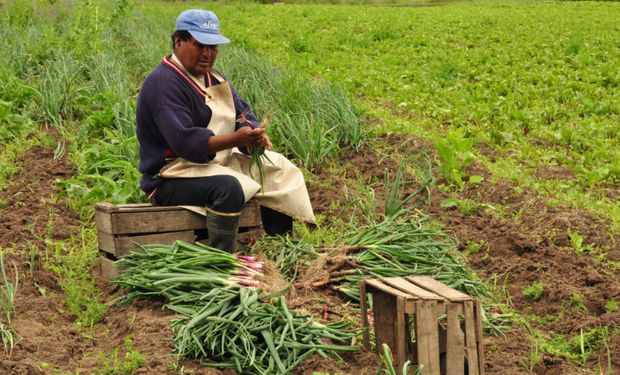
[0,0,619,374]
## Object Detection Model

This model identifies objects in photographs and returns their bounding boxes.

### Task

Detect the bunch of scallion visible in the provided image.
[170,288,358,373]
[112,241,263,305]
[241,112,272,191]
[112,241,358,373]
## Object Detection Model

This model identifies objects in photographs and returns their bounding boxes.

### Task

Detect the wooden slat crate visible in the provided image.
[360,276,485,375]
[95,200,263,279]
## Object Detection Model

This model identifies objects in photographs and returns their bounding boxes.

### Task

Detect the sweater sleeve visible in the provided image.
[152,78,216,163]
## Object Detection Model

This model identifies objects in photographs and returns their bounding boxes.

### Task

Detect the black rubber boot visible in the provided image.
[260,206,293,236]
[206,210,240,252]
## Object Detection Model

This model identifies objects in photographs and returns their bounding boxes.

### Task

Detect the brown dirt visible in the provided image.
[1,131,619,374]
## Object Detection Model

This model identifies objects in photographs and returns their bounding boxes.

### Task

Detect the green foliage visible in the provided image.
[0,250,18,355]
[568,230,595,255]
[569,292,589,314]
[522,281,545,302]
[537,326,620,366]
[434,128,483,190]
[440,197,495,216]
[218,47,365,169]
[35,51,85,126]
[604,300,618,313]
[0,100,35,142]
[378,343,421,375]
[96,336,146,375]
[43,228,107,329]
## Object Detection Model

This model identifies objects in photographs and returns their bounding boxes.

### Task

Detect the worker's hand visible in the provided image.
[234,126,263,148]
[235,126,272,149]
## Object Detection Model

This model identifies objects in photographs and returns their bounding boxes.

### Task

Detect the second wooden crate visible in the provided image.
[360,276,485,375]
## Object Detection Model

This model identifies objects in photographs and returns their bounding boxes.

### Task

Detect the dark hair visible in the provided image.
[171,30,192,50]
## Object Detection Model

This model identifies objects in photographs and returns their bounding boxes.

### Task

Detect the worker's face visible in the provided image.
[175,36,218,77]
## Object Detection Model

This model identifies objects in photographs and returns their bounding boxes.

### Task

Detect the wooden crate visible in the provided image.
[96,200,263,279]
[360,276,485,375]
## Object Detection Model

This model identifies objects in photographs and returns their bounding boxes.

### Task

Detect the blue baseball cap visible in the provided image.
[175,9,230,46]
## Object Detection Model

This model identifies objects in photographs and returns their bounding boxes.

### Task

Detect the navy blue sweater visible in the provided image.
[136,57,258,195]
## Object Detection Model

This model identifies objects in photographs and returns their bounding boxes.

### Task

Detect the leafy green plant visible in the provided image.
[43,227,107,329]
[35,51,86,126]
[537,326,620,366]
[96,336,146,375]
[520,340,542,374]
[569,292,589,314]
[604,300,618,313]
[382,155,433,219]
[440,197,495,216]
[0,250,18,355]
[522,281,545,302]
[567,230,595,255]
[434,128,483,190]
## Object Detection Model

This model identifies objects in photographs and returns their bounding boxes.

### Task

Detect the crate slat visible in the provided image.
[475,300,487,375]
[464,301,480,375]
[406,276,472,302]
[415,300,440,375]
[98,230,196,258]
[365,279,416,300]
[446,303,465,375]
[95,201,262,235]
[382,277,443,301]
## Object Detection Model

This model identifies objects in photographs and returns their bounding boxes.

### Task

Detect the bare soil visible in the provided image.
[0,132,618,374]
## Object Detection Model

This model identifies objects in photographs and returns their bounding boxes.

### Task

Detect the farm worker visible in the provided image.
[135,9,315,252]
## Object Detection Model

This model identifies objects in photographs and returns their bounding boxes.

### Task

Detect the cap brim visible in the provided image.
[188,29,230,45]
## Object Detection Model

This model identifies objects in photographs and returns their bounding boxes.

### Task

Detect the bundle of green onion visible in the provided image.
[112,241,263,305]
[112,241,358,373]
[170,288,358,373]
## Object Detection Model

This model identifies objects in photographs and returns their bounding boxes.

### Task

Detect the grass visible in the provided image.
[522,281,545,302]
[95,336,146,375]
[42,227,107,330]
[0,250,18,355]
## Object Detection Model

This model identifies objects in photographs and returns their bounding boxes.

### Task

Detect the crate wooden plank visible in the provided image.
[96,201,262,235]
[475,299,486,375]
[366,279,416,300]
[113,210,205,235]
[100,256,118,280]
[95,202,184,214]
[395,296,407,373]
[239,201,261,227]
[97,230,116,256]
[360,280,371,350]
[415,301,440,375]
[446,303,465,375]
[464,301,480,375]
[373,292,400,363]
[382,277,444,301]
[406,276,472,302]
[98,230,191,256]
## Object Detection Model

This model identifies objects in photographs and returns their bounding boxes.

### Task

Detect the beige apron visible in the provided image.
[158,55,316,224]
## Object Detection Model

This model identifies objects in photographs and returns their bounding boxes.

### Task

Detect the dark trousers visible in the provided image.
[151,176,292,235]
[151,175,244,213]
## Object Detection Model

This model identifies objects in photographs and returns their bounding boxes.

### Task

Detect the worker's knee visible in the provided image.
[210,175,244,213]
